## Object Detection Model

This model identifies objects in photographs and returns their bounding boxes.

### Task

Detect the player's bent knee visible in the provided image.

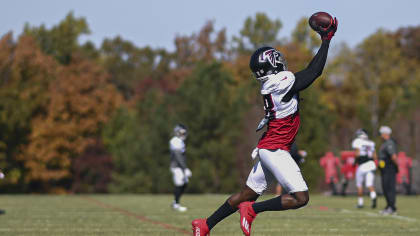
[295,198,309,209]
[298,197,309,208]
[294,191,309,208]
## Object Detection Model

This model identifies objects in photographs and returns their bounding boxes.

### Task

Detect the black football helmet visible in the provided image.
[355,128,368,140]
[249,46,287,80]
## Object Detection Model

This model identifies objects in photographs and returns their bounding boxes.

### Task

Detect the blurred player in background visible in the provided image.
[352,129,377,209]
[276,142,306,195]
[169,124,192,212]
[319,152,340,195]
[378,126,398,215]
[340,151,356,196]
[0,170,4,214]
[396,152,413,195]
[192,15,338,236]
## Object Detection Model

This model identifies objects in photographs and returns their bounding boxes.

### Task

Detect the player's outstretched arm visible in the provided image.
[282,17,337,102]
[282,41,330,102]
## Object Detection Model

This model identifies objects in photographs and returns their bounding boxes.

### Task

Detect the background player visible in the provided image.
[396,152,413,195]
[192,14,338,236]
[319,152,340,195]
[169,124,192,212]
[0,170,4,214]
[352,129,377,209]
[378,126,398,215]
[339,151,356,196]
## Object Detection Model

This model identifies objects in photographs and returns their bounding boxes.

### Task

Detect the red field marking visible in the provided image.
[318,206,329,211]
[308,205,331,211]
[81,196,190,235]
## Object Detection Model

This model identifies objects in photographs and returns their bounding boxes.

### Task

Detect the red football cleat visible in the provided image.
[192,218,210,236]
[239,201,257,236]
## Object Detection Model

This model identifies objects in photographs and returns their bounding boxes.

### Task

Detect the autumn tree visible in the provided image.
[291,17,321,51]
[2,10,419,194]
[103,96,173,193]
[104,62,248,193]
[100,37,172,100]
[23,12,91,65]
[326,30,418,140]
[71,139,113,193]
[22,56,122,192]
[234,12,282,52]
[0,34,58,191]
[392,26,420,156]
[173,21,228,68]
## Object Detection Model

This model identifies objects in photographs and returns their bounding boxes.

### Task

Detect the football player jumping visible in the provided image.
[192,16,338,236]
[169,124,192,212]
[352,129,378,209]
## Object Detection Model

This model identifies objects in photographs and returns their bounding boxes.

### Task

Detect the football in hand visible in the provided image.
[309,12,333,31]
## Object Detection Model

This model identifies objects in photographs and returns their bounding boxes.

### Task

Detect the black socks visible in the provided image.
[206,201,237,230]
[174,184,187,203]
[252,195,283,213]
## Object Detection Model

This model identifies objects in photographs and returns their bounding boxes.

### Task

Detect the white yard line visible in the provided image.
[339,208,418,222]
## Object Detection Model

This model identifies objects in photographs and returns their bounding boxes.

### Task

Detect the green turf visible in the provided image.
[0,194,419,235]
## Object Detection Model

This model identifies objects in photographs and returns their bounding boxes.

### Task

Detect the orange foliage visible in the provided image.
[22,55,122,189]
[0,33,14,73]
[277,42,313,73]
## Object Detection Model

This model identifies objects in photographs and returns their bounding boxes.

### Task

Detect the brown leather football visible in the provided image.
[309,12,333,31]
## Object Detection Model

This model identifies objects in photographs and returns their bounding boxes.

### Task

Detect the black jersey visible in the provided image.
[379,138,397,171]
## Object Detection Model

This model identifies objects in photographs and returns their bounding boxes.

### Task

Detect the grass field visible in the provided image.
[0,194,419,235]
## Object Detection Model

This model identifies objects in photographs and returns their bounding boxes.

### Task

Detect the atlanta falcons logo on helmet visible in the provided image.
[249,46,287,79]
[259,49,281,68]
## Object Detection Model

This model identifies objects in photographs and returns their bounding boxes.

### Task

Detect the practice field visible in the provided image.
[0,194,419,235]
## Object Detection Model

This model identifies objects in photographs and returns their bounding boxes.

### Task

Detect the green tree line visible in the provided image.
[0,12,419,193]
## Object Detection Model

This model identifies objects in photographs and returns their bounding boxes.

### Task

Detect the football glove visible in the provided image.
[251,148,260,160]
[299,150,307,157]
[256,117,269,132]
[184,168,192,178]
[317,17,338,41]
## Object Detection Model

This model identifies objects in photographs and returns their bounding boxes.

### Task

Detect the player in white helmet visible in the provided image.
[352,128,378,209]
[169,124,191,212]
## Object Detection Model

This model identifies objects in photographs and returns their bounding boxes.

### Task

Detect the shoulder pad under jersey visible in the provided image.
[170,137,184,151]
[351,138,362,149]
[261,71,295,95]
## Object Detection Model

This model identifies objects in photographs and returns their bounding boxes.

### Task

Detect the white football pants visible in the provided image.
[246,149,308,195]
[356,160,376,188]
